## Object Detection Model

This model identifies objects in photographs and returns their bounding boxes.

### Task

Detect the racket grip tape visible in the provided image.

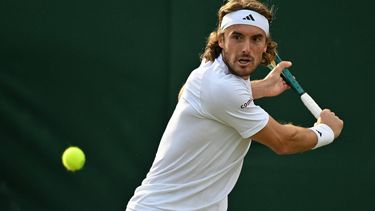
[300,93,322,119]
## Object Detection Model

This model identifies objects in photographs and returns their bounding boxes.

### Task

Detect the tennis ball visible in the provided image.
[62,146,86,171]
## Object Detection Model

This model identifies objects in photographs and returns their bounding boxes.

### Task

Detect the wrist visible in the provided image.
[251,80,266,99]
[309,123,335,149]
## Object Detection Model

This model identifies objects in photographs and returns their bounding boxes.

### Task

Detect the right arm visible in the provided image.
[251,61,291,100]
[251,109,344,155]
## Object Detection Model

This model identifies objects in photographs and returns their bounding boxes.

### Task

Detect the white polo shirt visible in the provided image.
[127,55,269,211]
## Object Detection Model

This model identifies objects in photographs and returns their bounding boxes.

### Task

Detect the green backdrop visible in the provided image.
[1,0,374,210]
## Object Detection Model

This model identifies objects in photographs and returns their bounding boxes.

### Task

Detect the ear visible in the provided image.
[218,32,224,48]
[263,39,268,52]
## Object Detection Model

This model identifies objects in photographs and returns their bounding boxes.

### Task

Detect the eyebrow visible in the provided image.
[230,30,265,38]
[230,31,243,36]
[252,34,265,39]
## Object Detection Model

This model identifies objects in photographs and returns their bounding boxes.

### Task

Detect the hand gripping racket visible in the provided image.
[267,54,322,119]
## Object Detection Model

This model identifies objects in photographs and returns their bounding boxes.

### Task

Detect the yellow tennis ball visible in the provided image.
[62,146,86,171]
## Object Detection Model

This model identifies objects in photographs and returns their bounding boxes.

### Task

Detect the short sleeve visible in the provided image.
[202,77,269,139]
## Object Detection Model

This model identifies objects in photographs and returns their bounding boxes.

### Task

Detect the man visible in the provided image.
[126,0,344,210]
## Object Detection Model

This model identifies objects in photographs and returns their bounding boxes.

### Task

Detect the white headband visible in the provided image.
[220,9,269,36]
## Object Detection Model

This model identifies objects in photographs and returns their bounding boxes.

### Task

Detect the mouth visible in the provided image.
[237,57,253,66]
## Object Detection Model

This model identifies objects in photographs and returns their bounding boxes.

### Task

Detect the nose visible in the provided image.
[241,40,251,54]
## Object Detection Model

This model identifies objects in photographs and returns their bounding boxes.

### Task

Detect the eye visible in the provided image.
[231,33,243,41]
[252,35,264,42]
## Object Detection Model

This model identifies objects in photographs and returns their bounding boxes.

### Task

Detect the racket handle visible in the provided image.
[300,93,322,119]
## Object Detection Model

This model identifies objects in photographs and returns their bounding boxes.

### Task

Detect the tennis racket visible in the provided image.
[267,54,322,119]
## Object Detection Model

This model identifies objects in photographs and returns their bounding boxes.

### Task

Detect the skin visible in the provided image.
[218,24,290,99]
[218,24,267,80]
[218,24,344,154]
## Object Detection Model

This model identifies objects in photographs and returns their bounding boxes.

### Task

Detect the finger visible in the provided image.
[273,61,292,74]
[322,108,331,113]
[284,82,291,89]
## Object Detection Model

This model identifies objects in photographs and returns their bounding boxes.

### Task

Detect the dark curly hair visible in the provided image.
[200,0,277,66]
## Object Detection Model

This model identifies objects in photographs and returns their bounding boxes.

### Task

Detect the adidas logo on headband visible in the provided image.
[242,14,255,21]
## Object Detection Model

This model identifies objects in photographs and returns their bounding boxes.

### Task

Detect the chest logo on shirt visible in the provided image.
[240,99,253,109]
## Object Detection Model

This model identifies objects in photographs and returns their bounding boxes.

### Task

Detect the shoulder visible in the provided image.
[202,73,253,113]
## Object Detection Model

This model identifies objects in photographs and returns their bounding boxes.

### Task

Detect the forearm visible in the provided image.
[279,124,318,154]
[280,121,336,153]
[252,117,319,155]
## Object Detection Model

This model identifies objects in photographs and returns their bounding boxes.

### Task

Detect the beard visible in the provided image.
[221,50,259,79]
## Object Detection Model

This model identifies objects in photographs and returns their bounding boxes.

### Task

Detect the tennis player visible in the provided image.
[126,0,343,210]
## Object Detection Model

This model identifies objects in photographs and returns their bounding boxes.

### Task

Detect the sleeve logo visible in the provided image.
[240,99,253,109]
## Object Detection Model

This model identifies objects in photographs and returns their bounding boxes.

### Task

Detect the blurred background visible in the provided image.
[1,0,374,210]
